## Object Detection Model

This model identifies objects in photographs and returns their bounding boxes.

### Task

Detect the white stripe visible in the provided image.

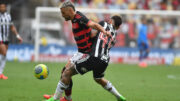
[5,15,9,41]
[95,22,108,57]
[76,55,90,64]
[95,37,101,57]
[0,16,2,41]
[2,15,6,41]
[101,22,109,55]
[102,24,110,55]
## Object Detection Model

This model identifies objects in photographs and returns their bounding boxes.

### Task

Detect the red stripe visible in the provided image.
[74,28,91,37]
[86,48,92,52]
[86,20,92,26]
[78,43,92,49]
[76,37,90,44]
[75,14,82,19]
[72,22,79,29]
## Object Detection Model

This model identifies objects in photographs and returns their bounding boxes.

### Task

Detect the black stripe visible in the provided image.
[0,17,2,41]
[1,18,4,41]
[77,41,89,46]
[5,16,7,41]
[78,48,91,53]
[2,16,6,41]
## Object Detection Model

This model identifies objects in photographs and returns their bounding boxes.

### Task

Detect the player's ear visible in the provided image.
[111,19,115,27]
[68,7,74,13]
[108,19,113,24]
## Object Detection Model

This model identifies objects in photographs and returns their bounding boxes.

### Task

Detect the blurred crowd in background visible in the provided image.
[61,0,180,10]
[5,0,180,49]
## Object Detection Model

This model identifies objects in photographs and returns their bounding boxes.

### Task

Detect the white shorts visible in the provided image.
[70,52,90,65]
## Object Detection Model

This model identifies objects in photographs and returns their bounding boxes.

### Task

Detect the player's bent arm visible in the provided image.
[90,29,98,38]
[10,25,18,35]
[87,21,110,37]
[10,25,23,43]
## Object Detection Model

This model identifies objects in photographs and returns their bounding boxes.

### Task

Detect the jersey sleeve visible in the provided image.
[98,21,105,26]
[7,13,13,25]
[6,13,11,21]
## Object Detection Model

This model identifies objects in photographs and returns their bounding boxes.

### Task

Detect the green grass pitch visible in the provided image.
[0,61,180,101]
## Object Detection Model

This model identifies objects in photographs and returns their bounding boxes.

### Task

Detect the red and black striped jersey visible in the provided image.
[71,11,92,54]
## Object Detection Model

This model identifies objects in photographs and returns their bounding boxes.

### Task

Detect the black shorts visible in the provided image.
[0,41,9,45]
[70,52,108,79]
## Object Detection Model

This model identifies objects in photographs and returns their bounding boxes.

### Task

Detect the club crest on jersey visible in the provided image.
[72,23,79,29]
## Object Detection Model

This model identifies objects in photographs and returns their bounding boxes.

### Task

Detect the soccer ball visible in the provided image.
[34,64,49,80]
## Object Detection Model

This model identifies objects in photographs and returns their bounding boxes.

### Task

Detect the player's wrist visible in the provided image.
[104,31,107,35]
[16,34,21,39]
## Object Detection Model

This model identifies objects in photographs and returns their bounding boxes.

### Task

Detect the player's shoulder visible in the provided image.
[75,11,87,19]
[0,12,10,16]
[4,12,11,18]
[4,12,11,16]
[98,21,105,26]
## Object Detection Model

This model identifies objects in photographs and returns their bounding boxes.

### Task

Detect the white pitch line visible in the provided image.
[167,75,177,80]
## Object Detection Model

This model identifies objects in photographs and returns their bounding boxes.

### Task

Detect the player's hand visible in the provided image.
[16,34,23,43]
[105,31,112,37]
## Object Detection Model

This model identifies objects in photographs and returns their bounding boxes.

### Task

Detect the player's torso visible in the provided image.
[138,24,148,43]
[71,11,93,54]
[91,21,117,63]
[0,12,11,41]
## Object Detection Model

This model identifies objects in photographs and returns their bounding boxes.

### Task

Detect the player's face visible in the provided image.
[60,8,71,21]
[0,4,6,13]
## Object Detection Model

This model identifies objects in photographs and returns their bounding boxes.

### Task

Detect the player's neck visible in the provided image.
[0,12,5,14]
[71,11,76,21]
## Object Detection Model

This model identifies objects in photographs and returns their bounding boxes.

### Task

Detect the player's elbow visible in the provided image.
[88,21,98,29]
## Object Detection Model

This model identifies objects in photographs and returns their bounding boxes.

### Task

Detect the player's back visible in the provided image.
[90,21,116,63]
[71,11,92,54]
[137,23,148,44]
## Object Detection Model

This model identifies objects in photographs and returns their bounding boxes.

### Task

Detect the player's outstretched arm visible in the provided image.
[90,29,98,38]
[10,25,23,43]
[87,21,111,37]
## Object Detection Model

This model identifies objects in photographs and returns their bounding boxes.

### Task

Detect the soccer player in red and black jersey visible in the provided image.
[44,1,124,101]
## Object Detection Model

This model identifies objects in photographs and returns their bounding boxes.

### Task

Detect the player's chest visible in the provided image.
[0,15,10,23]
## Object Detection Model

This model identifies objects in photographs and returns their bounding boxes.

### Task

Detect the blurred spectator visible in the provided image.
[6,0,180,49]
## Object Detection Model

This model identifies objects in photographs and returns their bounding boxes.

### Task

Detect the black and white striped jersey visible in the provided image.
[0,12,12,42]
[90,21,117,63]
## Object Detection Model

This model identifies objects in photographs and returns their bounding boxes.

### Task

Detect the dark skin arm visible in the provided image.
[10,25,23,43]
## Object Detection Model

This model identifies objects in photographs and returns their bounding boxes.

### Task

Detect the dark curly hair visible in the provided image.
[111,15,122,28]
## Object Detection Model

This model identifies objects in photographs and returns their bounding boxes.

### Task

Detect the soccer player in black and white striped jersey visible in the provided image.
[45,1,126,101]
[90,16,120,63]
[88,15,126,101]
[0,2,23,80]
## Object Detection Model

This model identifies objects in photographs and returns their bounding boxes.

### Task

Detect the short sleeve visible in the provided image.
[98,21,105,26]
[6,13,12,22]
[6,13,14,25]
